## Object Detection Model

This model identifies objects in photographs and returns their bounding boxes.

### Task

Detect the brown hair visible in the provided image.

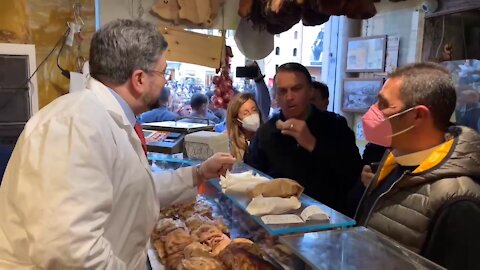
[226,93,263,160]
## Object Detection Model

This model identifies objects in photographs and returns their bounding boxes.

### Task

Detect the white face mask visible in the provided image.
[238,113,260,132]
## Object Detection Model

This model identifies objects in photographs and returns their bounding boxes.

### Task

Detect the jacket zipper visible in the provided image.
[354,168,380,219]
[364,171,409,225]
[354,152,390,219]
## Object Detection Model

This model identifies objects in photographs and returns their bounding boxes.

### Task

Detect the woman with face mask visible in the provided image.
[226,93,263,161]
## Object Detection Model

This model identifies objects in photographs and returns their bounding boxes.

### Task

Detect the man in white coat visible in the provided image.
[0,19,235,269]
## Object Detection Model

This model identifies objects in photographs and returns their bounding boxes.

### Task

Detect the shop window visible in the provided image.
[275,47,280,55]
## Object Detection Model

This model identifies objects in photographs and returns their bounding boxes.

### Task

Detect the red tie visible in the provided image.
[134,122,148,156]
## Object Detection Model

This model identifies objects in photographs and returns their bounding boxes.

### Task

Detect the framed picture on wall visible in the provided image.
[342,78,385,113]
[346,35,387,72]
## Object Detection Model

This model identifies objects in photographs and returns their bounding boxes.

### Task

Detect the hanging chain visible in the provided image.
[137,0,144,19]
[130,0,144,19]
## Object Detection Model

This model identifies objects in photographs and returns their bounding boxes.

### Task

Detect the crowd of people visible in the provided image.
[138,63,272,132]
[1,19,479,270]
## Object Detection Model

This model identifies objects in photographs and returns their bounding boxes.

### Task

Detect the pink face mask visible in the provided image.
[362,104,416,147]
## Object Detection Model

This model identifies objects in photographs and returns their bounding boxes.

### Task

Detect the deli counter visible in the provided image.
[147,154,445,270]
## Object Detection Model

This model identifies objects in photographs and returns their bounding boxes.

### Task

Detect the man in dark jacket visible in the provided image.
[206,90,226,122]
[244,62,362,214]
[138,86,179,123]
[357,62,480,270]
[311,81,329,111]
[179,93,221,124]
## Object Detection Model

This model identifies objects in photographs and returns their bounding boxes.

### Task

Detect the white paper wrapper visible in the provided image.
[246,196,301,216]
[219,170,269,194]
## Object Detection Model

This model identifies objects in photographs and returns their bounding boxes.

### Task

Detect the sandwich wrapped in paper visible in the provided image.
[219,170,269,194]
[246,196,301,216]
[247,178,304,198]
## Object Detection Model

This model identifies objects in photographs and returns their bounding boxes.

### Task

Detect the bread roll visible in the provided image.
[177,257,224,270]
[275,119,286,129]
[218,246,276,270]
[164,229,193,256]
[166,251,184,270]
[154,218,187,239]
[183,242,212,258]
[211,236,231,256]
[191,224,231,255]
[247,178,304,198]
[191,224,224,243]
[153,239,167,264]
[186,214,211,232]
[223,238,262,257]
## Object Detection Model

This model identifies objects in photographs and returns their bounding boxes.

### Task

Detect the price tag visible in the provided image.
[261,214,304,225]
[300,206,329,222]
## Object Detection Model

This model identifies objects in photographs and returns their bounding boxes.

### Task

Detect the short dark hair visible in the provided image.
[312,81,329,99]
[389,62,456,131]
[190,93,208,110]
[205,90,214,100]
[158,86,171,104]
[275,62,312,86]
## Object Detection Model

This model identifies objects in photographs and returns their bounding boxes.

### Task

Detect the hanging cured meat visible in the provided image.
[238,0,255,17]
[301,0,330,26]
[264,0,303,34]
[238,0,393,35]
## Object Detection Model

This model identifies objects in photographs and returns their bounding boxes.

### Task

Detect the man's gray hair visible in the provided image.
[389,62,456,131]
[89,19,168,85]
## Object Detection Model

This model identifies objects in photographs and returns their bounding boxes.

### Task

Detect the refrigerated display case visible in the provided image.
[280,227,445,270]
[147,155,444,270]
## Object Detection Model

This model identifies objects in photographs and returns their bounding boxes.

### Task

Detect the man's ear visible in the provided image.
[414,105,430,121]
[130,69,145,95]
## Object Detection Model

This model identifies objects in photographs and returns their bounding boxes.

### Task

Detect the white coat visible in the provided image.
[0,78,197,269]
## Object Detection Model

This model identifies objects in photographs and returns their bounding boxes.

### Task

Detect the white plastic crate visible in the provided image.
[184,131,229,160]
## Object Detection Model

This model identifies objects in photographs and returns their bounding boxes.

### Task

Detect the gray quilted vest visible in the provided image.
[359,126,480,253]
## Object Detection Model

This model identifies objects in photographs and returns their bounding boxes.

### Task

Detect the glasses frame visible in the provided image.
[148,69,171,79]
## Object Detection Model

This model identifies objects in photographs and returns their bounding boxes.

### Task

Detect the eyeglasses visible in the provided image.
[148,69,171,79]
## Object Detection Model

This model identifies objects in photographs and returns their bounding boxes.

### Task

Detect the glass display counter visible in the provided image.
[205,162,356,236]
[279,227,445,270]
[147,156,443,270]
[148,153,198,172]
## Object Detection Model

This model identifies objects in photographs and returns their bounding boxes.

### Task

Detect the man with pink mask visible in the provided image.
[356,63,480,270]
